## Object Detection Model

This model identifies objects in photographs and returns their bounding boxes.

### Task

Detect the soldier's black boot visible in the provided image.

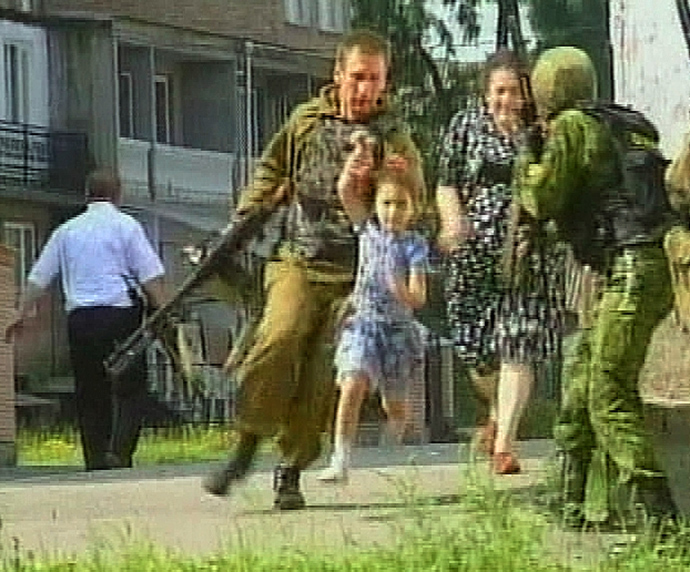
[273,464,306,510]
[633,475,680,525]
[203,432,259,497]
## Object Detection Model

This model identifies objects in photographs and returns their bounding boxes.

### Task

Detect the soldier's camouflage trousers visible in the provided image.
[553,242,673,523]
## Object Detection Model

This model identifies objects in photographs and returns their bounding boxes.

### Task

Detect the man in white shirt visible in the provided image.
[5,169,165,470]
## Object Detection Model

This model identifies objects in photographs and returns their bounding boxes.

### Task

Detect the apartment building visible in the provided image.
[0,8,89,390]
[0,0,437,446]
[1,0,347,409]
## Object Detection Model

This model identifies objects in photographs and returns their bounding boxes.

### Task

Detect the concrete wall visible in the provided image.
[0,244,17,465]
[47,23,117,169]
[611,0,690,157]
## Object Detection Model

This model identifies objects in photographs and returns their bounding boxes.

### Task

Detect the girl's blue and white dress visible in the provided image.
[335,219,429,399]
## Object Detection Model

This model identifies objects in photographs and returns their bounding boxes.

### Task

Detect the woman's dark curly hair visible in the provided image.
[481,48,528,95]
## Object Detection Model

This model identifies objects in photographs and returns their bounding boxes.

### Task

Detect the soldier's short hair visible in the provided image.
[336,29,391,70]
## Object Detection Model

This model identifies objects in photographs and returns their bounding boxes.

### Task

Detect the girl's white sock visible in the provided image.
[331,435,353,469]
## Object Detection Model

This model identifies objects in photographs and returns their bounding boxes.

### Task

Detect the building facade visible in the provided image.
[2,0,346,416]
[2,1,437,445]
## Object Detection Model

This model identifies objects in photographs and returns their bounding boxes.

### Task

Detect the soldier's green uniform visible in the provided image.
[514,47,678,525]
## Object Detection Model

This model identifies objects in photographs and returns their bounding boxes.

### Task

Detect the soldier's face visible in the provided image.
[486,68,524,132]
[335,48,388,122]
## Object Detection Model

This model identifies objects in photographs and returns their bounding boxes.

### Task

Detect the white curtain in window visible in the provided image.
[286,0,313,26]
[317,0,347,32]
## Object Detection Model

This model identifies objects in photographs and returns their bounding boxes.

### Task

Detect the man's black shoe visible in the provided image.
[104,452,128,469]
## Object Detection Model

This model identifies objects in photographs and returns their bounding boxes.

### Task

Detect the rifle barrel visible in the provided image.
[103,207,274,379]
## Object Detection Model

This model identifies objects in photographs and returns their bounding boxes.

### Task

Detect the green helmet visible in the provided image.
[531,47,597,118]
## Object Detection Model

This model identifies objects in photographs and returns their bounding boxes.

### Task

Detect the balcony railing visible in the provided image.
[119,138,259,208]
[0,121,89,194]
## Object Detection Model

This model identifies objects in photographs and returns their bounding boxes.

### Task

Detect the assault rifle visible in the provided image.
[104,205,276,381]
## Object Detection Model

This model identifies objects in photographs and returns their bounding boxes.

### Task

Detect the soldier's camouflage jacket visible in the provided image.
[235,84,426,283]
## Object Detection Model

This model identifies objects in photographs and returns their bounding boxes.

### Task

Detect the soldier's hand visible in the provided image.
[519,124,545,158]
[342,144,374,196]
[341,129,375,192]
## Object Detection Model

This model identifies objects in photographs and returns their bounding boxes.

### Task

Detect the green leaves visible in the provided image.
[349,0,483,189]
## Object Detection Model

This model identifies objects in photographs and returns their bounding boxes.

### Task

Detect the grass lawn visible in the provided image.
[11,427,690,571]
[1,467,690,571]
[16,424,236,467]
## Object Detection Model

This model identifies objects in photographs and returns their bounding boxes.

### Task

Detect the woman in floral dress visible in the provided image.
[436,49,565,474]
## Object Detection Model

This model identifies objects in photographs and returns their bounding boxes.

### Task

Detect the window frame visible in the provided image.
[3,220,36,304]
[154,73,173,145]
[285,0,314,27]
[317,0,348,32]
[118,71,134,139]
[3,41,30,124]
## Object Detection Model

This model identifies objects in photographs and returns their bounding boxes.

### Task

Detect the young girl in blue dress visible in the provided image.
[319,135,429,483]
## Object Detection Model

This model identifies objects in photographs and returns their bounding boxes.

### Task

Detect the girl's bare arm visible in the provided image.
[389,269,427,311]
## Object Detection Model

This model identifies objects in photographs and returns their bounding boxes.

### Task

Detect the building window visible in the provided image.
[4,43,29,124]
[16,0,33,12]
[118,72,134,138]
[3,221,35,302]
[285,0,313,27]
[317,0,348,32]
[155,74,173,144]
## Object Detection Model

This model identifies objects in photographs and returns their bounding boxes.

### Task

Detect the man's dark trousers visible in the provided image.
[67,306,146,470]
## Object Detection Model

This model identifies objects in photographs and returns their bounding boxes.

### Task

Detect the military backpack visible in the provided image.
[559,102,676,270]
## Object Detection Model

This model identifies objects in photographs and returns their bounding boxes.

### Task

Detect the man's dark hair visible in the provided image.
[85,168,122,202]
[335,29,391,70]
[481,48,528,94]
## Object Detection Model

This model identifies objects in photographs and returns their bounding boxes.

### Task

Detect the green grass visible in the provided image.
[12,429,690,571]
[2,469,690,571]
[16,425,236,467]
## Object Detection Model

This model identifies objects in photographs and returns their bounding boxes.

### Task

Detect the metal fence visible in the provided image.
[0,121,89,193]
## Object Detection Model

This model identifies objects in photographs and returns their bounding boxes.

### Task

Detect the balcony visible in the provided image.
[0,121,89,195]
[119,138,252,207]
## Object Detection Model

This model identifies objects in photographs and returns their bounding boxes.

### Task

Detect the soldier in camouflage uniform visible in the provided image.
[203,29,425,510]
[513,47,679,526]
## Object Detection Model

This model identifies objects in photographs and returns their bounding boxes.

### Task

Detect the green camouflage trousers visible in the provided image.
[554,243,673,522]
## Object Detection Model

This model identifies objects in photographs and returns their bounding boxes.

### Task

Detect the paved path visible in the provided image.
[0,440,606,562]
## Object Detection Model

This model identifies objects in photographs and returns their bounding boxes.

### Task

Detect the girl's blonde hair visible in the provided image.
[666,134,690,215]
[373,165,425,222]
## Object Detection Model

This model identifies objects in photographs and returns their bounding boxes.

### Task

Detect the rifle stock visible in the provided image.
[104,206,275,380]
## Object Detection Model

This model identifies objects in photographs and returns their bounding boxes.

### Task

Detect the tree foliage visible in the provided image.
[350,0,484,189]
